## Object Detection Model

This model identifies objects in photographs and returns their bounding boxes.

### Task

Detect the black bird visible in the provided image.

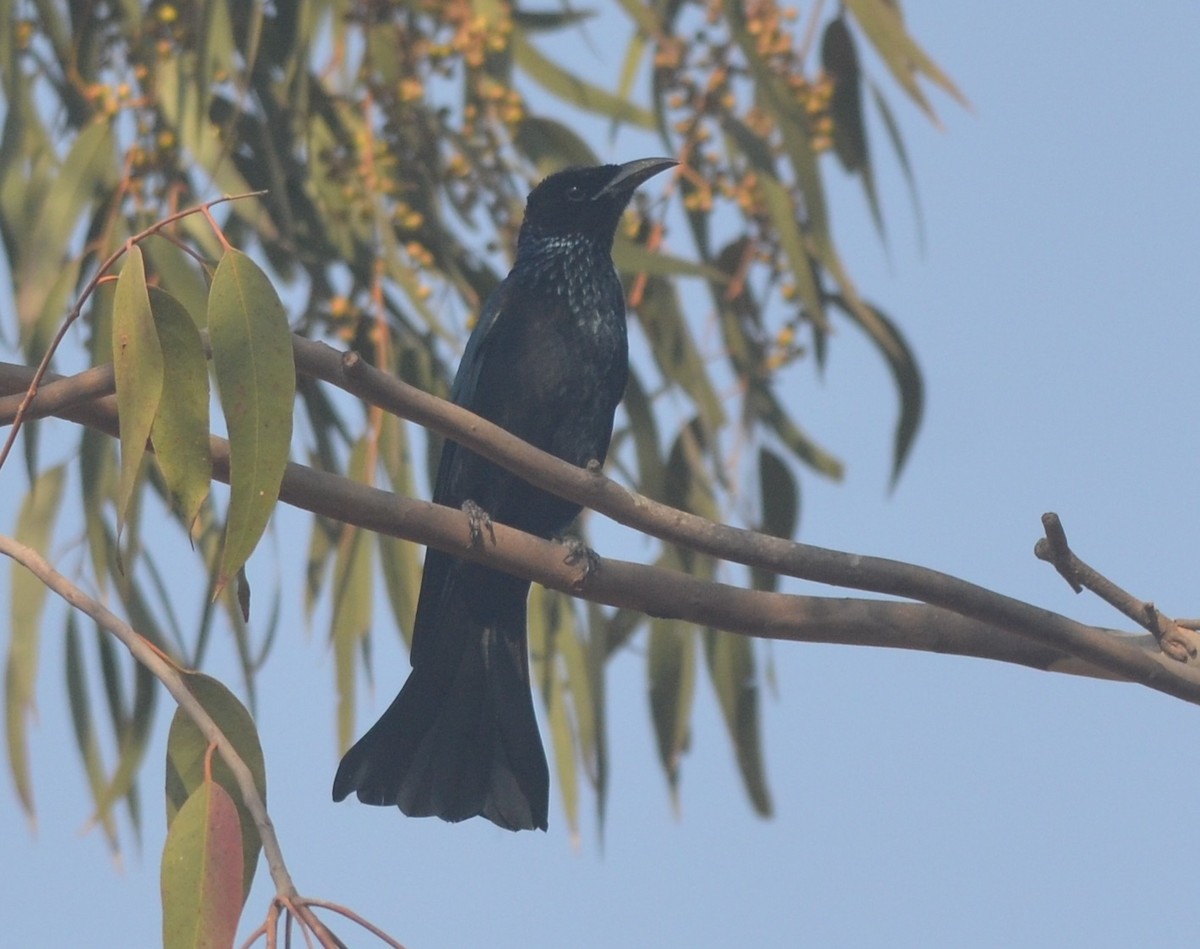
[332,158,676,831]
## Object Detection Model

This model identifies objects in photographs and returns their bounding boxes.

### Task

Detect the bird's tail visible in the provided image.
[331,564,549,832]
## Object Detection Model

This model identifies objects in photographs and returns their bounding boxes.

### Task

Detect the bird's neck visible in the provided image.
[509,230,624,325]
[511,231,616,288]
[515,226,612,262]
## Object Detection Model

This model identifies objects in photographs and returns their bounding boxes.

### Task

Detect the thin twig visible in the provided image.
[0,533,343,948]
[299,898,408,949]
[0,190,266,474]
[1034,512,1197,662]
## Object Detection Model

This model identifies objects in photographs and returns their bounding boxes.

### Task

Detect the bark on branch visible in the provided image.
[2,345,1197,706]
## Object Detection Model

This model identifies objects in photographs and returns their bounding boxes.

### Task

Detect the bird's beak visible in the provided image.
[594,157,677,198]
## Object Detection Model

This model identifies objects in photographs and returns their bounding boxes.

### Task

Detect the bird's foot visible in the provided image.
[462,500,495,548]
[559,535,600,591]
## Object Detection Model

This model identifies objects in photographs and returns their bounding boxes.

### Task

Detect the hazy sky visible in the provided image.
[5,3,1200,947]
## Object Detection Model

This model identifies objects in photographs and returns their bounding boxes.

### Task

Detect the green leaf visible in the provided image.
[376,413,421,649]
[142,235,211,328]
[843,0,970,124]
[822,17,868,173]
[546,654,579,842]
[636,279,726,434]
[156,57,262,231]
[822,16,886,240]
[148,287,212,530]
[762,172,828,331]
[529,586,581,842]
[198,0,237,121]
[620,370,666,502]
[90,641,157,830]
[749,385,844,480]
[16,117,115,333]
[512,8,596,31]
[870,80,925,249]
[584,600,613,828]
[65,617,121,855]
[160,781,244,949]
[828,294,924,485]
[208,249,295,592]
[80,426,116,596]
[512,33,656,129]
[331,437,374,751]
[557,606,599,792]
[514,116,601,173]
[648,617,695,809]
[751,448,800,592]
[612,238,729,283]
[5,463,66,819]
[305,515,337,624]
[165,672,265,905]
[663,418,720,523]
[112,245,164,537]
[704,630,772,817]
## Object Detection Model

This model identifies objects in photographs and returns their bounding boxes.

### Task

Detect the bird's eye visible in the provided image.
[566,184,587,201]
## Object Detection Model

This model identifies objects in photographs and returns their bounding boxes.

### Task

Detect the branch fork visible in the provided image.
[1035,512,1197,663]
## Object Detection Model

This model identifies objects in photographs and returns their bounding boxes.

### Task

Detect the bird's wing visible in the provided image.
[430,276,512,509]
[449,277,511,408]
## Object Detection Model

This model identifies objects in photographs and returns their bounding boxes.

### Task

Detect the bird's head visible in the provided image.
[518,158,676,249]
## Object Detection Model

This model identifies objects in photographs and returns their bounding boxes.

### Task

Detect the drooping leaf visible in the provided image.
[165,672,265,904]
[546,652,580,843]
[620,370,666,502]
[751,448,800,592]
[16,117,115,335]
[636,279,726,434]
[584,600,612,829]
[843,0,970,124]
[557,605,600,792]
[756,171,827,333]
[305,514,337,624]
[647,617,695,810]
[376,411,422,649]
[704,630,772,817]
[80,426,116,596]
[828,294,924,485]
[331,437,375,752]
[112,245,164,538]
[529,586,581,842]
[63,616,124,855]
[822,17,868,173]
[5,463,66,820]
[870,79,925,249]
[148,286,211,531]
[142,235,211,328]
[663,418,721,524]
[208,249,295,592]
[514,116,601,173]
[822,16,886,240]
[90,638,157,830]
[512,33,656,129]
[749,384,845,480]
[160,780,244,949]
[513,8,596,31]
[613,237,729,283]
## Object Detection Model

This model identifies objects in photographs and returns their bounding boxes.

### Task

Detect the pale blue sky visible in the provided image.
[5,3,1200,947]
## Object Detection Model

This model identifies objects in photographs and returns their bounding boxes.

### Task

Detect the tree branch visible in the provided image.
[0,534,342,947]
[1036,512,1196,662]
[2,353,1198,706]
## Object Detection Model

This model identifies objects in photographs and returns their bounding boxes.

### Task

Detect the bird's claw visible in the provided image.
[462,500,495,548]
[560,536,600,590]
